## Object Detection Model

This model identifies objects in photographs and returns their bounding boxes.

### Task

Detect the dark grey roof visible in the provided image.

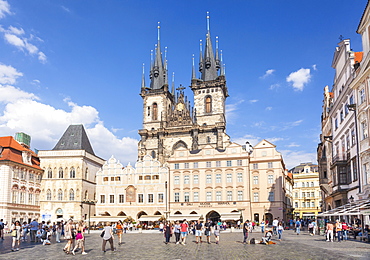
[53,125,95,155]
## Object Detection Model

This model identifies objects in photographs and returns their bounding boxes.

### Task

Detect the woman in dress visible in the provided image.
[11,221,22,251]
[71,220,87,255]
[63,219,73,254]
[116,220,123,245]
[213,222,221,244]
[163,221,172,244]
[102,222,115,252]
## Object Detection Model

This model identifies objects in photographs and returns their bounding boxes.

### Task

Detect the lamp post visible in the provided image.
[81,199,96,234]
[165,181,168,220]
[347,104,361,194]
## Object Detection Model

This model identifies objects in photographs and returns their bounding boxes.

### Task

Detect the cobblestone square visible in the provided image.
[1,229,370,260]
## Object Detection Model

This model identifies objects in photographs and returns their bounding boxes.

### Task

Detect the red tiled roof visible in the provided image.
[354,52,363,64]
[0,136,41,170]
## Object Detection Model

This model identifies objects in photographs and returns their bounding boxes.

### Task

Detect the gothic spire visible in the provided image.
[141,63,146,89]
[171,72,175,95]
[200,12,218,81]
[192,54,196,79]
[150,22,166,89]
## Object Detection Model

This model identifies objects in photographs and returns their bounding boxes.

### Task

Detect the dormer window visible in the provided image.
[22,151,32,165]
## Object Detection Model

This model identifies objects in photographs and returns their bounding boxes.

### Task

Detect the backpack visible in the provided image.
[41,230,47,240]
[0,223,4,230]
[250,238,256,244]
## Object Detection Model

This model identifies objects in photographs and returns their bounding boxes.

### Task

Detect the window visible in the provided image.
[59,168,63,178]
[340,110,344,122]
[138,176,143,180]
[353,159,358,180]
[158,193,164,203]
[152,103,158,120]
[335,118,338,129]
[47,190,52,200]
[361,121,368,140]
[295,202,298,208]
[302,182,305,188]
[12,191,17,203]
[237,173,243,182]
[302,192,306,198]
[138,194,144,203]
[28,193,33,204]
[184,175,190,184]
[193,162,198,168]
[216,161,221,167]
[174,176,179,185]
[311,192,315,197]
[311,201,315,208]
[85,168,88,179]
[174,163,179,170]
[302,202,306,208]
[145,175,151,180]
[360,88,365,104]
[100,195,105,204]
[310,182,314,187]
[148,194,154,203]
[216,191,222,201]
[47,168,52,178]
[237,160,242,166]
[206,161,211,167]
[268,175,274,184]
[206,192,212,201]
[216,174,221,183]
[295,192,298,198]
[253,192,259,202]
[193,192,199,202]
[227,191,232,201]
[253,163,258,169]
[69,189,75,201]
[109,194,114,203]
[119,194,124,203]
[206,174,212,183]
[19,192,24,204]
[227,160,232,167]
[205,96,212,113]
[70,167,75,178]
[268,192,274,202]
[29,173,34,181]
[184,163,189,169]
[253,175,258,184]
[174,193,179,202]
[268,162,273,168]
[238,191,243,201]
[58,189,63,201]
[184,192,190,202]
[227,173,232,183]
[194,175,199,184]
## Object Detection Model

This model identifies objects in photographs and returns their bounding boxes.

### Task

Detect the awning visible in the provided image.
[90,216,132,223]
[302,213,316,216]
[318,199,370,217]
[168,215,201,221]
[138,215,162,222]
[220,212,241,221]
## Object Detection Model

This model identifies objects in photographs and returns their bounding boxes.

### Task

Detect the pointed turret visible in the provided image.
[199,12,218,81]
[150,22,166,89]
[192,54,196,79]
[141,63,146,89]
[171,72,175,95]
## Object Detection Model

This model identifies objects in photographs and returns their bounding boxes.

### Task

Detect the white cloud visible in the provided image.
[232,134,261,147]
[267,137,284,143]
[269,83,280,90]
[286,142,300,147]
[0,0,11,19]
[312,64,317,71]
[280,149,317,170]
[1,26,47,63]
[286,68,311,91]
[249,99,258,104]
[226,99,244,124]
[61,5,71,13]
[260,69,275,79]
[266,106,272,111]
[281,119,303,130]
[0,66,138,165]
[0,64,23,84]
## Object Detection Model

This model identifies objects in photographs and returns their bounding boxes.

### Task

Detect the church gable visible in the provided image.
[253,139,276,149]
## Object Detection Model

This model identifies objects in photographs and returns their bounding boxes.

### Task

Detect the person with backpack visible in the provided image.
[0,219,5,240]
[243,220,250,244]
[195,220,203,244]
[205,219,212,244]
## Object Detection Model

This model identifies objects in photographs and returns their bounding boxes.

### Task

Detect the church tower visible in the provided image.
[190,12,229,149]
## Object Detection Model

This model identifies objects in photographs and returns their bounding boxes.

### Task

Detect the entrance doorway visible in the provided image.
[254,213,260,223]
[206,211,221,223]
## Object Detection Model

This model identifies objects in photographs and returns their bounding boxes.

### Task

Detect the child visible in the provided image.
[42,227,51,245]
[261,230,273,244]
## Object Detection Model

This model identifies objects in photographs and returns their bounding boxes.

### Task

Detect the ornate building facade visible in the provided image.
[38,125,104,221]
[0,133,42,223]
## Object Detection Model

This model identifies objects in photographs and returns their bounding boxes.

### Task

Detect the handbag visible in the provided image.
[100,230,105,238]
[11,230,17,237]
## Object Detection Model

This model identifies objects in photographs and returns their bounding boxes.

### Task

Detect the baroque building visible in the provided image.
[0,133,43,223]
[38,125,104,221]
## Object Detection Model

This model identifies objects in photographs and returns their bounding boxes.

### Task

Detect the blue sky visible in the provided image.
[0,0,367,169]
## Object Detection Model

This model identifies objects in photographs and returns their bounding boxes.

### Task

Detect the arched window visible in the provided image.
[46,189,52,200]
[152,103,158,120]
[151,150,156,159]
[70,167,75,178]
[84,190,88,200]
[69,189,75,201]
[205,96,212,113]
[58,189,63,201]
[59,168,63,178]
[47,168,52,178]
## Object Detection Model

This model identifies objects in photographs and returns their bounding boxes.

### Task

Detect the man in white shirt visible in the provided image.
[272,218,279,235]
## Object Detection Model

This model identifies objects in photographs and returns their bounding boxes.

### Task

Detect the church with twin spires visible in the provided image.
[138,14,230,165]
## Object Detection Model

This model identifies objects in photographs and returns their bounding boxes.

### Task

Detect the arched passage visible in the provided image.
[206,210,221,223]
[117,211,126,216]
[137,211,147,219]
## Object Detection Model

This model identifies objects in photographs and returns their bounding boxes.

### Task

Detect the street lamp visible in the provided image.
[347,103,361,193]
[81,199,97,234]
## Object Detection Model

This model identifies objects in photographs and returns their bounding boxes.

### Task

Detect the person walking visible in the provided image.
[205,219,212,244]
[342,221,348,240]
[0,219,4,240]
[260,220,265,233]
[11,221,22,251]
[21,221,28,242]
[335,219,343,242]
[164,221,172,244]
[29,219,38,242]
[295,219,301,235]
[72,221,87,255]
[55,222,62,243]
[102,222,115,252]
[174,221,181,244]
[308,221,314,236]
[180,219,189,245]
[326,221,334,242]
[116,220,123,245]
[277,222,284,241]
[195,220,203,244]
[243,220,250,244]
[272,218,279,235]
[63,219,74,254]
[213,222,221,244]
